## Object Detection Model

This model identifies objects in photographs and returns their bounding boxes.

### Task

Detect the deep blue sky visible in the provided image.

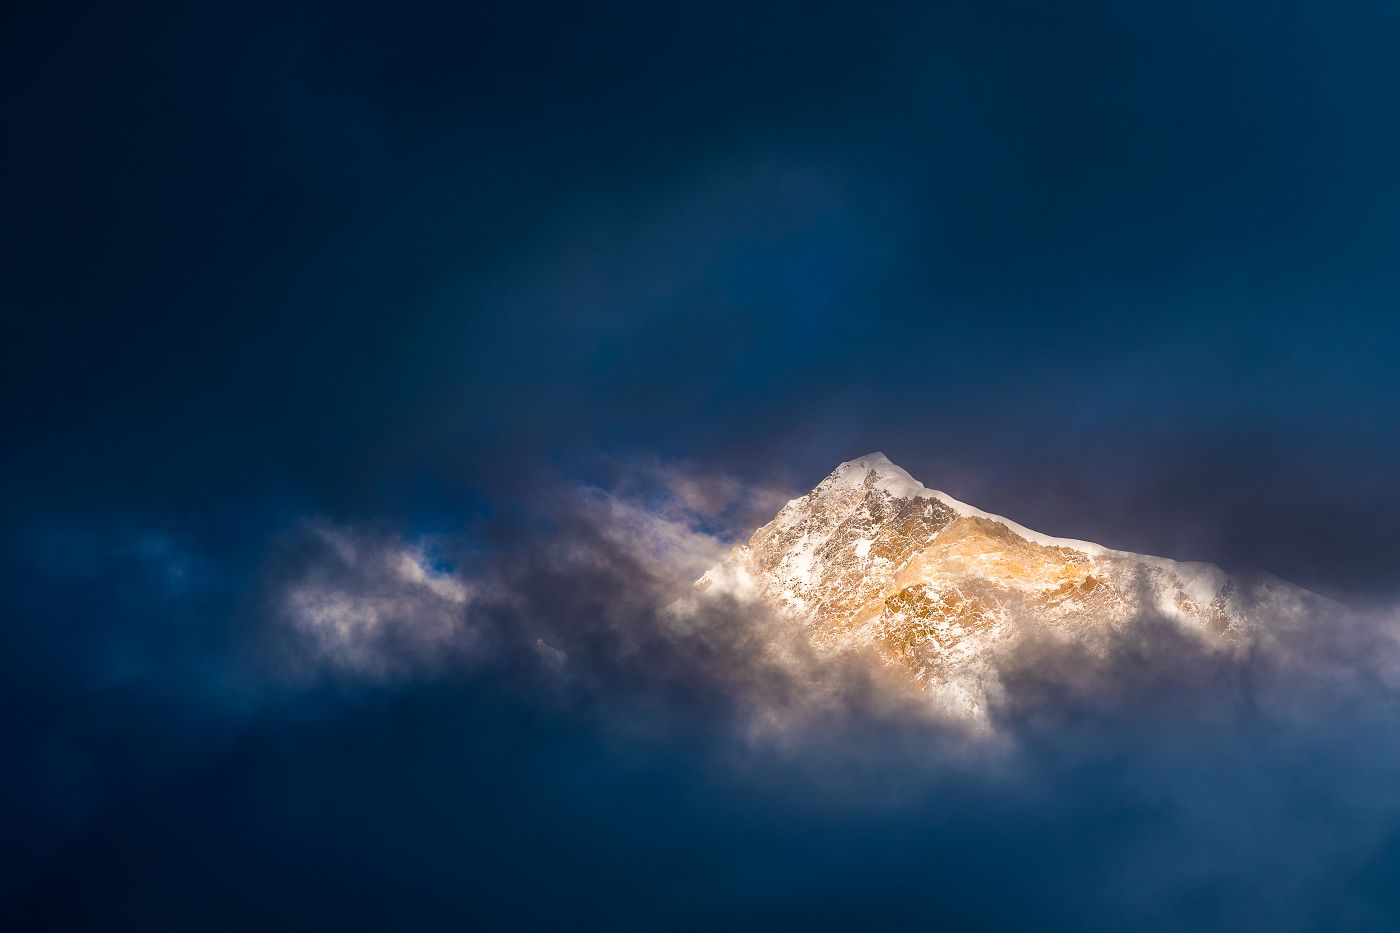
[5,2,1400,929]
[9,0,1400,594]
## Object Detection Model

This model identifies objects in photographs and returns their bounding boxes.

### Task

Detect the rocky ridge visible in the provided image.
[700,453,1317,716]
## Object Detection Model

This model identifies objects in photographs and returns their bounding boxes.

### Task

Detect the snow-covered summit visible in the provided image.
[820,453,1220,583]
[822,452,931,498]
[703,453,1322,719]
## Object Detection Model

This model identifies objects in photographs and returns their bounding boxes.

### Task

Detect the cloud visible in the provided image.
[11,458,1400,929]
[271,521,475,682]
[262,463,958,754]
[260,458,1400,768]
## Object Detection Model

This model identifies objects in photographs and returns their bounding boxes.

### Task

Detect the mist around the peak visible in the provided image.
[8,459,1400,932]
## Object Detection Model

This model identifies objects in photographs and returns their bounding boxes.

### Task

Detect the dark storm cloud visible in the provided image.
[6,0,1400,929]
[8,0,1399,597]
[255,480,1400,932]
[8,466,1400,930]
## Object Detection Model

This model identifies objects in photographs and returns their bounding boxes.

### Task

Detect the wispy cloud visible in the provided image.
[264,459,1400,762]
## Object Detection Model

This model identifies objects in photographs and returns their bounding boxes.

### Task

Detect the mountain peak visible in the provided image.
[703,451,1320,720]
[824,452,930,499]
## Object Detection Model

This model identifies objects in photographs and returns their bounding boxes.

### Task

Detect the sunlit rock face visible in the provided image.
[700,453,1315,717]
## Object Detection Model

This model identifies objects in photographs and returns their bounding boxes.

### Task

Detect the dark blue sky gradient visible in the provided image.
[5,2,1400,928]
[9,1,1400,594]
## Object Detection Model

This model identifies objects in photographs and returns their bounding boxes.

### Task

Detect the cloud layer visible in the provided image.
[272,461,1400,750]
[7,458,1400,930]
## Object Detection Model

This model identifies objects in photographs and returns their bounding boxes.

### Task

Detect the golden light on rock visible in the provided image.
[700,453,1316,717]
